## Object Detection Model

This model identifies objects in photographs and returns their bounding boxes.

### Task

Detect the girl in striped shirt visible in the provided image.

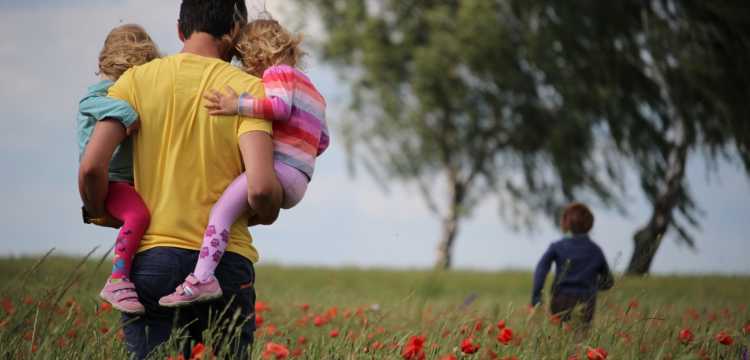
[160,19,329,307]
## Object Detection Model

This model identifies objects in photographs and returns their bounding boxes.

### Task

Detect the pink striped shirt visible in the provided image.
[238,65,329,179]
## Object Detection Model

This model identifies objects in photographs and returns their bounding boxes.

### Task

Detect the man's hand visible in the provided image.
[239,131,282,226]
[204,86,240,116]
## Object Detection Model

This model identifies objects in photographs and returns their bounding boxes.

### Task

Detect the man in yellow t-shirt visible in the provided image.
[78,1,281,358]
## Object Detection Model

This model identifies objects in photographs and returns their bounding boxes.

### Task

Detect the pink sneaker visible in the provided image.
[158,274,223,307]
[99,278,145,314]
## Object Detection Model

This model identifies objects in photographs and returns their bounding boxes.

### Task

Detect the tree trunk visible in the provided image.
[434,214,459,270]
[626,127,688,275]
[434,172,465,270]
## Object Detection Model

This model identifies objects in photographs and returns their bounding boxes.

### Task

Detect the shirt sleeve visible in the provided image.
[317,118,330,156]
[108,69,134,105]
[236,77,273,137]
[597,250,615,291]
[531,244,556,306]
[237,65,295,122]
[79,94,138,128]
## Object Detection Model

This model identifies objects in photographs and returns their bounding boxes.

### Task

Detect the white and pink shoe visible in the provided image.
[100,278,145,314]
[158,274,223,307]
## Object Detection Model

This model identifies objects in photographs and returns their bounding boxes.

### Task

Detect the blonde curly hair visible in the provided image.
[236,19,305,77]
[98,24,159,80]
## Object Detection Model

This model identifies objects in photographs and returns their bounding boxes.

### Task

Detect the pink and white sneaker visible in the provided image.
[158,274,223,307]
[100,278,145,314]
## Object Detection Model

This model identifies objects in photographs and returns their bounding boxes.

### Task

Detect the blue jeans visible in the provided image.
[121,247,256,359]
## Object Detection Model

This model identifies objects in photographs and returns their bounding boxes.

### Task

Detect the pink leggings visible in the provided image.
[192,162,307,282]
[105,181,150,280]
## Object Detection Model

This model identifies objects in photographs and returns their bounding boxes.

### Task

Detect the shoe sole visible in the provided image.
[99,292,145,315]
[158,291,224,308]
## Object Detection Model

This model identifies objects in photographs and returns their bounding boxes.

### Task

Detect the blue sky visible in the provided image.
[0,1,748,274]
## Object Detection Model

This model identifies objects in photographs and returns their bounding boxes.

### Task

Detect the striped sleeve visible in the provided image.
[237,65,295,122]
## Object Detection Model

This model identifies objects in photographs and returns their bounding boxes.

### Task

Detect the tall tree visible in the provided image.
[301,0,619,269]
[522,0,750,274]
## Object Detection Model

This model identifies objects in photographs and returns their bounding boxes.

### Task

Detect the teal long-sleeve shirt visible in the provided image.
[76,79,138,182]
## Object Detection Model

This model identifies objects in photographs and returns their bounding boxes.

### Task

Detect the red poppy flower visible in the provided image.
[255,301,271,313]
[329,329,340,338]
[497,328,513,345]
[501,357,519,360]
[262,342,290,359]
[255,314,264,327]
[290,348,303,357]
[1,298,14,315]
[497,320,506,330]
[300,303,309,312]
[474,320,484,331]
[743,323,750,335]
[587,347,608,360]
[460,337,480,354]
[100,326,110,334]
[166,355,186,360]
[678,328,694,344]
[439,355,457,360]
[402,335,426,360]
[715,331,733,345]
[371,341,384,350]
[297,336,307,345]
[313,315,327,327]
[189,342,205,360]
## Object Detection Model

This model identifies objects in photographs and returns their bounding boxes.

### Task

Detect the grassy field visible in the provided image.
[0,254,748,359]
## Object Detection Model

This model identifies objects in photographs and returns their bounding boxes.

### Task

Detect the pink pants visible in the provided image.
[192,162,307,282]
[105,181,150,280]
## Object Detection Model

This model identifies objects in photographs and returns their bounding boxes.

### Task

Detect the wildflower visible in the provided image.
[743,323,750,335]
[586,347,608,360]
[371,341,384,350]
[678,328,694,344]
[255,301,271,313]
[166,354,186,360]
[461,337,480,354]
[439,355,458,360]
[255,314,264,327]
[297,336,307,345]
[497,328,513,345]
[262,342,290,360]
[189,342,205,360]
[474,320,484,331]
[715,330,733,345]
[299,303,309,311]
[627,299,639,309]
[550,314,562,325]
[290,348,303,357]
[1,298,14,315]
[97,302,112,315]
[22,296,34,305]
[402,335,426,360]
[496,319,506,330]
[100,326,110,334]
[329,328,340,338]
[313,315,327,327]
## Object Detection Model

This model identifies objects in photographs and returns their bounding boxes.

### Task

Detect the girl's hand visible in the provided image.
[204,86,240,116]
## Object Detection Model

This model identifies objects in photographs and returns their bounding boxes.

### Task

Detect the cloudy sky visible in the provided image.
[0,0,748,275]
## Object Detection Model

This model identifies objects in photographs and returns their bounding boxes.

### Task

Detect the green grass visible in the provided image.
[0,254,748,359]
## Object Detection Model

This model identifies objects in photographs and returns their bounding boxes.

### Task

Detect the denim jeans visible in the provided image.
[121,247,256,359]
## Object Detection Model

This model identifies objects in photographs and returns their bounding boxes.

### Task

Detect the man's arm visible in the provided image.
[239,131,282,225]
[79,119,126,219]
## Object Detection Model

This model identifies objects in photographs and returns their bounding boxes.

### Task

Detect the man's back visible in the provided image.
[109,53,271,262]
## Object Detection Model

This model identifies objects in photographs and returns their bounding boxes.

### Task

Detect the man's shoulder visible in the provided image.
[220,65,261,88]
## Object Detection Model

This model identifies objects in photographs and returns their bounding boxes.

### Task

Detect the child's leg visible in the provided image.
[275,162,309,209]
[105,182,150,281]
[193,174,249,283]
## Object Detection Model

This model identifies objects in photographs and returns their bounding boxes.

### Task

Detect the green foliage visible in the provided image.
[0,256,748,359]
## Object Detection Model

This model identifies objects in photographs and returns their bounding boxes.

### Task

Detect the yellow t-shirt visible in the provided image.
[109,53,271,263]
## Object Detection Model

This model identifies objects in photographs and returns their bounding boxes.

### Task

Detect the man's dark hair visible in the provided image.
[178,0,247,39]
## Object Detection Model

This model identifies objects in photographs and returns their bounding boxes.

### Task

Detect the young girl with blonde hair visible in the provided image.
[159,19,329,306]
[78,24,159,313]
